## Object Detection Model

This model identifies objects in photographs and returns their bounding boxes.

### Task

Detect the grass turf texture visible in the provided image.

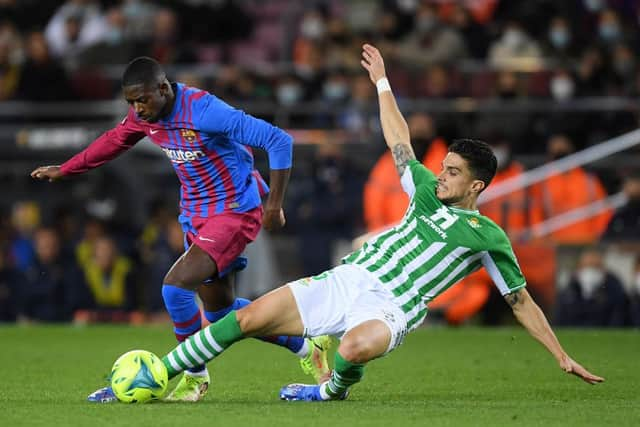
[0,326,638,427]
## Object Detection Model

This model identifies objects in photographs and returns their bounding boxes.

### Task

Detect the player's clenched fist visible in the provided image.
[30,165,63,182]
[360,44,387,85]
[262,207,286,231]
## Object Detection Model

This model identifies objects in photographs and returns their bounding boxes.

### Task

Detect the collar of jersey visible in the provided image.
[447,206,480,214]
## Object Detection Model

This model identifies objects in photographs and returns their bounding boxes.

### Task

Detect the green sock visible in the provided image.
[324,352,365,398]
[162,311,243,378]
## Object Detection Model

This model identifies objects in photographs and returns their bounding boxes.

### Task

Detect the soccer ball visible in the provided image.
[110,350,168,403]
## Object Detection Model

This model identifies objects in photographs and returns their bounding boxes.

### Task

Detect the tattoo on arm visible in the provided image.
[391,143,416,176]
[505,289,524,307]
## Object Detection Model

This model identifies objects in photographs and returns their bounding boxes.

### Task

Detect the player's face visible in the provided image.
[436,152,485,205]
[123,82,168,123]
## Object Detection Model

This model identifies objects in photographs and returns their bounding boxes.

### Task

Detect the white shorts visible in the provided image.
[288,264,408,355]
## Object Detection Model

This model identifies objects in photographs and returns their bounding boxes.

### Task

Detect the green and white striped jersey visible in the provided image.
[343,160,526,331]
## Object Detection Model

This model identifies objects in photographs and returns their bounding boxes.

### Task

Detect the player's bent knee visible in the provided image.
[164,269,199,290]
[163,245,219,290]
[338,335,379,364]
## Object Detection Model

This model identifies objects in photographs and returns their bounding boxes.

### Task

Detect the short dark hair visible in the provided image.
[122,57,165,87]
[448,138,497,190]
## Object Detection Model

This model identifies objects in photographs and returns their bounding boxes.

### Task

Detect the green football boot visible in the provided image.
[300,336,332,383]
[164,371,210,402]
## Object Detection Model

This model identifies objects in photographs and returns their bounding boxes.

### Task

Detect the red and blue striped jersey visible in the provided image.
[61,83,293,218]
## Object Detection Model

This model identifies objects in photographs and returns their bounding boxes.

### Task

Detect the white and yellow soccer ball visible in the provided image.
[110,350,168,403]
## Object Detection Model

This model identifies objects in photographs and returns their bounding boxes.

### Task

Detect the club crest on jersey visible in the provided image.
[180,129,197,142]
[467,217,481,229]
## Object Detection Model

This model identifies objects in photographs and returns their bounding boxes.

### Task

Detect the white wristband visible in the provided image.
[376,77,391,94]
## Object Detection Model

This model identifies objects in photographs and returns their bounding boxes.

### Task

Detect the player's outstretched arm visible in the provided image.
[360,43,416,177]
[505,288,604,384]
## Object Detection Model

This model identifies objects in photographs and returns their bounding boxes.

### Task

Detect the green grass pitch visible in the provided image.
[0,325,638,427]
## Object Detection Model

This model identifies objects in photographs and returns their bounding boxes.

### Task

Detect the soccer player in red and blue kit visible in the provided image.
[31,57,331,402]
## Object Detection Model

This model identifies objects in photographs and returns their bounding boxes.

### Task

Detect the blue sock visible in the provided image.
[204,297,305,354]
[162,284,205,373]
[204,298,250,323]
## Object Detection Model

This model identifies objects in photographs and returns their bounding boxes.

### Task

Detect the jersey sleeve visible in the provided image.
[196,93,293,169]
[400,159,438,197]
[60,109,145,175]
[481,229,527,295]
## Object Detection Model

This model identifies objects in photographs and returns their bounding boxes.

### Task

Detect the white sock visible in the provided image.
[318,381,332,400]
[184,368,209,378]
[295,338,311,358]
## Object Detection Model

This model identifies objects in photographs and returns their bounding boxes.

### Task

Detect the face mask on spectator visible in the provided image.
[276,84,302,106]
[323,82,348,101]
[599,23,621,42]
[416,15,437,34]
[504,29,525,48]
[398,0,419,13]
[577,267,605,299]
[584,0,604,12]
[549,28,570,49]
[106,28,123,44]
[123,1,143,18]
[301,17,325,40]
[316,157,341,186]
[550,75,574,101]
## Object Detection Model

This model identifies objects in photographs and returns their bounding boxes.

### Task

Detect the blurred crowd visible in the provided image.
[0,0,639,102]
[0,0,639,155]
[0,199,183,323]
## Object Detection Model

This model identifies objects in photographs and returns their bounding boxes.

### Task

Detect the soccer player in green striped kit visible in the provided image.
[157,44,604,401]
